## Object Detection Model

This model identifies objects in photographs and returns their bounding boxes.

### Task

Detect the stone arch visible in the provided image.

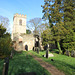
[23,42,28,51]
[25,45,28,51]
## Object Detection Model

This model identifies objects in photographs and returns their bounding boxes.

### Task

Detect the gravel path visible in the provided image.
[29,53,65,75]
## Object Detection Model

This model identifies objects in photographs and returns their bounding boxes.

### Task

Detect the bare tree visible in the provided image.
[27,18,46,36]
[0,16,10,32]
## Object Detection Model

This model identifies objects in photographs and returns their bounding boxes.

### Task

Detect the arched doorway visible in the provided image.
[25,45,28,51]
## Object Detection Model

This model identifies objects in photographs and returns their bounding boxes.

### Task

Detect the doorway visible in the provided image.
[25,45,28,51]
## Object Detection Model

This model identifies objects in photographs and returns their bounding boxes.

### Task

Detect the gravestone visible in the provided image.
[43,53,54,58]
[2,63,6,75]
[74,51,75,57]
[35,47,37,51]
[2,57,9,75]
[48,54,54,57]
[42,54,46,57]
[46,44,49,58]
[36,47,40,54]
[71,50,75,57]
[5,57,9,75]
[46,50,49,58]
[51,59,54,61]
[66,50,70,56]
[37,48,39,54]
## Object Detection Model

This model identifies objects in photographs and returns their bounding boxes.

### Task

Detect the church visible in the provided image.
[12,13,42,51]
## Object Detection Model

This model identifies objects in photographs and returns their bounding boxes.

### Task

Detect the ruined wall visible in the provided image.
[12,14,43,51]
[22,34,35,50]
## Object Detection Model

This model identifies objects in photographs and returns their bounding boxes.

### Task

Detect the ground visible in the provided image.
[0,51,50,75]
[0,50,75,75]
[28,50,75,75]
[29,53,65,75]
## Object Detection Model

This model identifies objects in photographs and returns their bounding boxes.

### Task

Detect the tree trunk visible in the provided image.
[57,41,62,54]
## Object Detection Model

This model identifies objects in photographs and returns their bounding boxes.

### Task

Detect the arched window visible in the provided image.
[19,19,22,25]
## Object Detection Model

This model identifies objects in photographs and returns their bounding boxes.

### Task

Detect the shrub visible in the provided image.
[62,42,75,52]
[0,37,12,58]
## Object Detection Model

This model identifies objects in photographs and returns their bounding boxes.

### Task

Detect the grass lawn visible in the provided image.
[0,51,50,75]
[28,50,75,75]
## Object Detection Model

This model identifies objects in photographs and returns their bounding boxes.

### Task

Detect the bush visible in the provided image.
[62,42,75,52]
[0,37,12,58]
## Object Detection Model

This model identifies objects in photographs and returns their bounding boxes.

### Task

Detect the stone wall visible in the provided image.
[23,34,35,50]
[12,14,43,51]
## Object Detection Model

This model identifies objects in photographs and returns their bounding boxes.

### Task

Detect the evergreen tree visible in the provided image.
[42,0,75,54]
[41,0,54,28]
[0,24,12,58]
[62,0,75,52]
[42,28,54,45]
[42,0,65,53]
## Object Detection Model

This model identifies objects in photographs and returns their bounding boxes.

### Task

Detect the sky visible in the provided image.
[0,0,44,32]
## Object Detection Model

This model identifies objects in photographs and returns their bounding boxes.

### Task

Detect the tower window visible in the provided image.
[19,19,22,25]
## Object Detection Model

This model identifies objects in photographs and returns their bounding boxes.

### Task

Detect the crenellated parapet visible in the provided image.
[14,13,26,18]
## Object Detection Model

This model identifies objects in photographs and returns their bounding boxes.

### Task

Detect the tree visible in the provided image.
[42,0,64,53]
[42,0,75,54]
[52,22,69,53]
[0,16,10,32]
[41,0,53,28]
[27,18,42,35]
[62,0,75,52]
[0,22,12,58]
[42,28,54,45]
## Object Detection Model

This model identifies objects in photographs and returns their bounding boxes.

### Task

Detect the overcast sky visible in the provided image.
[0,0,44,32]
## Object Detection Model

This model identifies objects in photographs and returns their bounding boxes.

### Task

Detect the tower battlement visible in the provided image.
[14,13,26,18]
[12,13,26,35]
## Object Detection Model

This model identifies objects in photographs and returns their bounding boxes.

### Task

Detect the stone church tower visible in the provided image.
[12,13,43,51]
[13,13,26,35]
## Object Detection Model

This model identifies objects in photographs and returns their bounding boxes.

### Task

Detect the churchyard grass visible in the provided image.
[0,51,50,75]
[28,50,75,75]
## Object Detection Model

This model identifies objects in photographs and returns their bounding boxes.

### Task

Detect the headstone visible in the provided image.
[42,55,46,57]
[66,50,70,56]
[46,50,49,58]
[43,53,54,58]
[51,59,54,61]
[37,47,39,54]
[35,47,37,51]
[2,57,9,75]
[71,50,74,57]
[48,54,54,57]
[2,63,6,75]
[71,50,75,57]
[74,51,75,57]
[5,57,9,75]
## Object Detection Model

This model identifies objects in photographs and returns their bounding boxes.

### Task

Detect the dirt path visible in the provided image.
[29,53,65,75]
